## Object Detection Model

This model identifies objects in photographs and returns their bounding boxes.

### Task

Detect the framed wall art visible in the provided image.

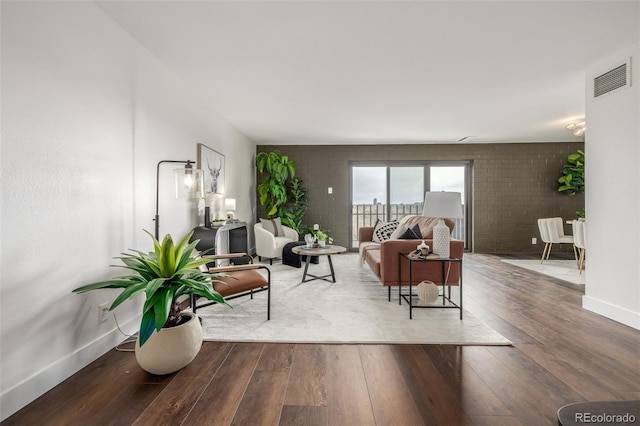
[197,143,225,194]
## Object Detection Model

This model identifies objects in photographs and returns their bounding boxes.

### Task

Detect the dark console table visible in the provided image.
[190,221,249,265]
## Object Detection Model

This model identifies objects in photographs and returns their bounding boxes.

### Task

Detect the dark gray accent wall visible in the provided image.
[257,143,584,253]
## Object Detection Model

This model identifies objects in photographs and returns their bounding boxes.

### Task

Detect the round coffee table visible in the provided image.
[291,245,347,283]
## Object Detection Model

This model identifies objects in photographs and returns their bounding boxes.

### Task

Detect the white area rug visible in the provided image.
[198,253,511,345]
[500,259,585,285]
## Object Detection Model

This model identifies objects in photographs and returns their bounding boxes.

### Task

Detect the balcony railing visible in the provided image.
[351,203,465,248]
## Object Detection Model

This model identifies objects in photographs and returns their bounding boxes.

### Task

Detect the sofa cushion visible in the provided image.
[372,219,399,242]
[364,247,381,277]
[260,217,285,236]
[392,215,455,239]
[359,241,380,266]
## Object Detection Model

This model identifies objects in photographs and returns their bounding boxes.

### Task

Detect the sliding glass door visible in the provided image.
[390,166,424,218]
[351,162,471,249]
[429,166,467,242]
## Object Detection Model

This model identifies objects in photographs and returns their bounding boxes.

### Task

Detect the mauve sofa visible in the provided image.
[358,222,464,299]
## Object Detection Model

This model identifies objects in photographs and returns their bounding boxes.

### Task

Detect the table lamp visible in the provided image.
[422,191,463,258]
[224,198,236,220]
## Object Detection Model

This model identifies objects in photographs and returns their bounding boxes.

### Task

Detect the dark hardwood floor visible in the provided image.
[4,253,639,425]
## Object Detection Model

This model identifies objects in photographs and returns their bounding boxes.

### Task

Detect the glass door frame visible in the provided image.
[349,160,472,250]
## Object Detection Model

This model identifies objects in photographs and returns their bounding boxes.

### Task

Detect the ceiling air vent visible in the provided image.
[593,59,631,99]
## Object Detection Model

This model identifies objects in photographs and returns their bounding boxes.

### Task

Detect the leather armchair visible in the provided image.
[192,253,271,319]
[254,222,298,264]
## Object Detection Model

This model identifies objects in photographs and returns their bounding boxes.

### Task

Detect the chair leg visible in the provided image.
[541,243,550,263]
[573,244,579,268]
[546,243,553,260]
[578,248,586,274]
[269,258,273,265]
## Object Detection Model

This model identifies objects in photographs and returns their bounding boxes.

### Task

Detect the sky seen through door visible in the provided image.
[352,166,464,205]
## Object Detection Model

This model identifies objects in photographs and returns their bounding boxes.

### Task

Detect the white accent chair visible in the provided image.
[254,222,298,265]
[572,219,586,274]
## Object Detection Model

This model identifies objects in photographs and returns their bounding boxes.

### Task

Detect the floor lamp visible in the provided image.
[422,191,463,258]
[154,160,204,240]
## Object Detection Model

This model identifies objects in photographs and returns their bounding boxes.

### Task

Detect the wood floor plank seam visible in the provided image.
[177,342,239,426]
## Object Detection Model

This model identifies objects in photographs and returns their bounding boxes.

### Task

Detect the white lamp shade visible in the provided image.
[422,191,463,219]
[224,198,236,211]
[175,167,204,199]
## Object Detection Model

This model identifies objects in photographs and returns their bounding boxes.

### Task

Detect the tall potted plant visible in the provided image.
[256,151,295,218]
[256,151,309,234]
[280,177,307,234]
[73,230,230,374]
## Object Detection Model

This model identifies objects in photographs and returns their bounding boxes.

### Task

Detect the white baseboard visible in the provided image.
[0,315,139,422]
[583,295,640,330]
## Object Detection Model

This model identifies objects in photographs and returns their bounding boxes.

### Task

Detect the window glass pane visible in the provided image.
[430,166,465,200]
[390,167,423,220]
[352,167,387,247]
[430,166,466,242]
[352,167,386,205]
[390,167,423,204]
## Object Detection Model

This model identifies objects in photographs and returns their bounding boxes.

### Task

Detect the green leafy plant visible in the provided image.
[280,177,307,234]
[558,150,585,195]
[256,151,310,235]
[304,227,333,244]
[73,230,230,347]
[256,151,296,218]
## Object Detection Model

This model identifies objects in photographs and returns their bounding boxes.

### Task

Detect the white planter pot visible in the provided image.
[135,311,203,375]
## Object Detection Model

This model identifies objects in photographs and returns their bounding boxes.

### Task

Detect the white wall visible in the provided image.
[0,2,256,420]
[583,42,640,329]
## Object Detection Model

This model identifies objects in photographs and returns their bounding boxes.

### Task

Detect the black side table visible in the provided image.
[399,253,463,319]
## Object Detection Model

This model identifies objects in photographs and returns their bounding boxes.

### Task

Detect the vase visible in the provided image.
[318,240,326,248]
[417,281,439,303]
[135,311,202,375]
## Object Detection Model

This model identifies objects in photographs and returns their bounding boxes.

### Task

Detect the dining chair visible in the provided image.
[545,217,577,263]
[572,220,586,274]
[538,218,552,263]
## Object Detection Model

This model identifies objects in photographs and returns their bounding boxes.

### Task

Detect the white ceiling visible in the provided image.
[97,1,639,145]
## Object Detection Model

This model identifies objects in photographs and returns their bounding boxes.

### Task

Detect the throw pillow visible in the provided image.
[372,219,399,243]
[390,222,416,240]
[397,224,422,239]
[260,217,285,236]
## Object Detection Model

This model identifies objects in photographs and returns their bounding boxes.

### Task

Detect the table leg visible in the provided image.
[409,258,413,319]
[301,254,311,282]
[399,255,402,305]
[327,255,336,282]
[459,262,463,319]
